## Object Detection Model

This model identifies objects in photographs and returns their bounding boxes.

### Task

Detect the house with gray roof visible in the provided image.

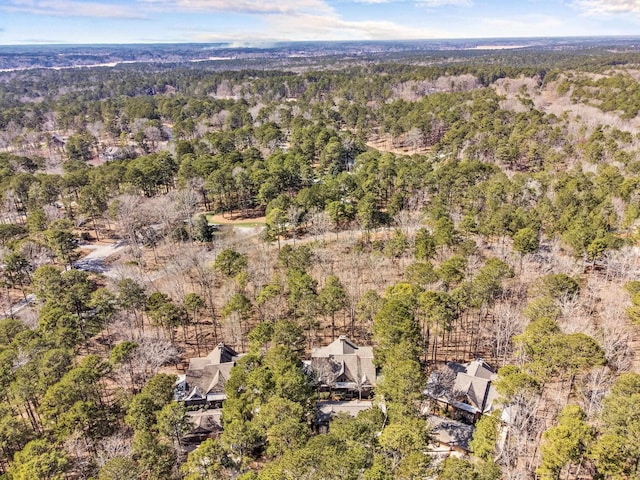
[177,343,239,406]
[424,359,499,422]
[99,145,135,161]
[310,336,377,399]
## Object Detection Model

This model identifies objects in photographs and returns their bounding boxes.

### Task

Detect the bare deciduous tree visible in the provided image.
[307,209,331,244]
[129,336,181,384]
[491,302,526,367]
[95,432,133,468]
[579,367,614,417]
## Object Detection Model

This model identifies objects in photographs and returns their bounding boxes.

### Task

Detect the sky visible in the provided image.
[1,0,640,45]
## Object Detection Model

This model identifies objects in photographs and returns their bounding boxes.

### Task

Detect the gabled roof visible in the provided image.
[310,336,377,387]
[464,359,497,380]
[426,359,498,415]
[185,386,205,401]
[451,359,497,413]
[205,370,222,394]
[453,373,493,412]
[186,362,235,396]
[188,343,238,371]
[312,336,372,358]
[186,408,222,435]
[184,343,239,398]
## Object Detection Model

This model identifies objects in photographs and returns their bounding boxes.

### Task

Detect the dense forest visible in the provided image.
[0,42,639,479]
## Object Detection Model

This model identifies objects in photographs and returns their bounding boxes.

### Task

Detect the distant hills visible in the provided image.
[2,36,640,71]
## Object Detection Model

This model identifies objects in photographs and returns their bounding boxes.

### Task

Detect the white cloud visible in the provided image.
[1,0,334,18]
[19,38,68,43]
[150,0,443,41]
[417,0,471,5]
[269,13,441,39]
[1,0,144,18]
[352,0,392,4]
[482,14,563,30]
[192,10,445,42]
[0,0,438,42]
[354,0,471,5]
[573,0,640,15]
[0,0,453,41]
[140,0,333,15]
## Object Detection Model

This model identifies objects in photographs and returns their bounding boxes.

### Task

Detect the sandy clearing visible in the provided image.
[207,212,266,225]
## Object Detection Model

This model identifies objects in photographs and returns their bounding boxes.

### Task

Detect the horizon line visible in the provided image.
[2,34,640,48]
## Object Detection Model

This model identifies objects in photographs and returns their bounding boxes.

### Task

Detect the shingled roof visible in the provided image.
[186,408,223,436]
[183,343,239,402]
[316,400,374,425]
[426,359,498,415]
[451,359,498,414]
[311,336,377,389]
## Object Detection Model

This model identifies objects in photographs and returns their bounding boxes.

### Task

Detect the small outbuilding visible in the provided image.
[184,408,223,444]
[427,415,475,454]
[315,400,374,433]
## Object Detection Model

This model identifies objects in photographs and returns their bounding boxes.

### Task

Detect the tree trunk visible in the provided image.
[331,312,335,341]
